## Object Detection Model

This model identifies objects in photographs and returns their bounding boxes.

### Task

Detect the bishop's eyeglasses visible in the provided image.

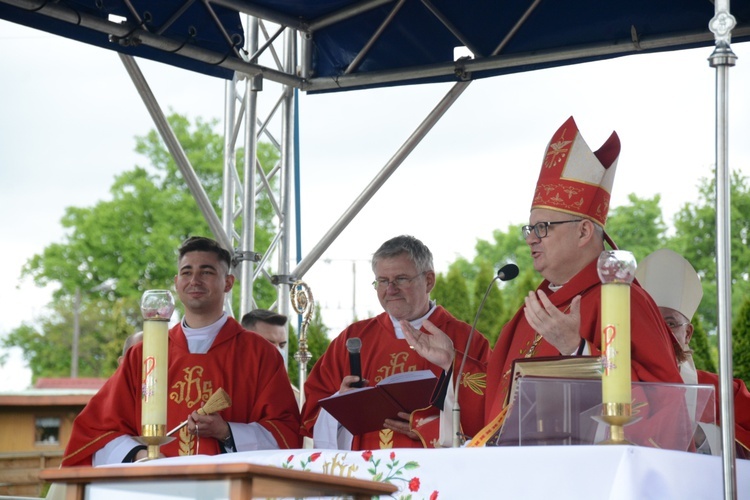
[372,273,425,290]
[521,219,582,239]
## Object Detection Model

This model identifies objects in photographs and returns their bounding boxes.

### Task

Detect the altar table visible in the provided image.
[41,445,750,499]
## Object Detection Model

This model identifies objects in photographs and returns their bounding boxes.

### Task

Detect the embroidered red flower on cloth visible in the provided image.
[362,450,373,461]
[390,451,396,460]
[408,477,420,492]
[429,490,438,500]
[309,452,322,462]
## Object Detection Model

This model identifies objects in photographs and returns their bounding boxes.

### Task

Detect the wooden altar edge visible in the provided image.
[39,461,398,499]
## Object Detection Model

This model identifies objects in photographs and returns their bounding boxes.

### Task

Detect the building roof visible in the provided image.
[0,378,107,406]
[34,377,107,390]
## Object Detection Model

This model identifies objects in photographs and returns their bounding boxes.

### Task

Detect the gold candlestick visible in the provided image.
[137,290,175,459]
[595,251,639,444]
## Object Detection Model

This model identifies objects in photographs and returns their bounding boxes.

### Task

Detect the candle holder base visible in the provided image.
[592,403,641,445]
[134,435,175,461]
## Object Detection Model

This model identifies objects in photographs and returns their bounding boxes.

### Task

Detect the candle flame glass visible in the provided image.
[141,290,175,321]
[597,250,636,285]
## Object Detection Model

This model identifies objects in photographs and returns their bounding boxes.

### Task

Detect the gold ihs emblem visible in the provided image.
[374,351,417,383]
[170,365,214,409]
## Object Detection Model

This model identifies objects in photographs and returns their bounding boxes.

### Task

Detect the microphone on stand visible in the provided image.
[346,338,366,388]
[452,263,519,447]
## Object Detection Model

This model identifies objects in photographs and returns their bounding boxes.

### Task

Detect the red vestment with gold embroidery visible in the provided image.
[301,306,490,450]
[62,318,301,466]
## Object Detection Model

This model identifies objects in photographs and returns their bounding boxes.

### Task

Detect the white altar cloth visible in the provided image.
[89,445,750,499]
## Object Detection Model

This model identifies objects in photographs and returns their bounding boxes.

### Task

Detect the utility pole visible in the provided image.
[71,288,81,378]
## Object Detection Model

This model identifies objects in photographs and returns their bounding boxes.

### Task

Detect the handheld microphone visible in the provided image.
[346,338,366,388]
[452,263,519,447]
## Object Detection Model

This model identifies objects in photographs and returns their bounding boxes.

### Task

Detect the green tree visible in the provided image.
[4,297,132,378]
[430,223,535,347]
[606,194,667,261]
[474,260,506,347]
[432,265,473,324]
[670,170,750,334]
[473,223,536,315]
[2,114,287,382]
[431,273,448,309]
[732,295,750,384]
[690,315,716,373]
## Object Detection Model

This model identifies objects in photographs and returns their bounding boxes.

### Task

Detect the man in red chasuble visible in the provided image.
[301,235,490,450]
[63,237,300,465]
[404,116,683,446]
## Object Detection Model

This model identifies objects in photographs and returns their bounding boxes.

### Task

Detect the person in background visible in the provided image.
[404,116,683,446]
[301,235,491,450]
[241,308,306,413]
[117,331,143,366]
[63,236,301,465]
[637,248,750,458]
[241,309,288,352]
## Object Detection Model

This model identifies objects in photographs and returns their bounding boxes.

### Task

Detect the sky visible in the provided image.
[2,19,750,391]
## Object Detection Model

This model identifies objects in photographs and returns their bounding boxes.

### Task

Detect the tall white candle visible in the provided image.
[140,290,174,437]
[597,251,636,413]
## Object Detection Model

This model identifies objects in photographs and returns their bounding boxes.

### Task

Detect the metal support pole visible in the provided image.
[240,16,262,318]
[222,78,238,316]
[118,54,230,252]
[708,1,738,498]
[292,80,471,278]
[279,24,297,362]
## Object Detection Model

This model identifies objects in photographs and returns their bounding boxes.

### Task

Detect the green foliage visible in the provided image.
[430,223,539,348]
[3,298,130,381]
[431,273,448,312]
[670,170,750,332]
[474,223,536,314]
[3,113,282,382]
[690,315,716,373]
[432,266,473,324]
[473,261,506,347]
[732,295,750,384]
[606,194,667,261]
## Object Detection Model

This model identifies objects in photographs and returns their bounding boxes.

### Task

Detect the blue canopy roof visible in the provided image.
[2,0,749,90]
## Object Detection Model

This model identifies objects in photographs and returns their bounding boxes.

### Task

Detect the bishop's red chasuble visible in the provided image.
[479,260,685,448]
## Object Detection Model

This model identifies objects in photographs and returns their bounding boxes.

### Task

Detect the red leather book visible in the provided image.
[318,370,438,435]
